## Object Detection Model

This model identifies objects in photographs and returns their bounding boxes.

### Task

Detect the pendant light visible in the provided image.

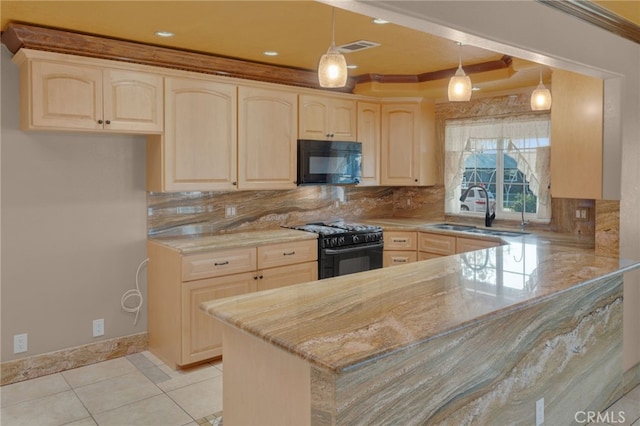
[448,42,472,102]
[318,8,347,88]
[531,68,552,110]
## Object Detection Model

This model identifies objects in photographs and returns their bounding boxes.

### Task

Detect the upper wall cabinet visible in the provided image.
[147,77,237,192]
[13,49,163,134]
[357,101,381,186]
[380,100,437,186]
[550,69,604,200]
[238,86,298,190]
[299,95,356,141]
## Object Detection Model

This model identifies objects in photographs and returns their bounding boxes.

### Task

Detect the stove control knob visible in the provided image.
[331,237,338,247]
[353,235,359,244]
[338,236,345,245]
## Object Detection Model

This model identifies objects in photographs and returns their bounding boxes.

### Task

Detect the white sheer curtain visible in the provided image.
[444,114,551,218]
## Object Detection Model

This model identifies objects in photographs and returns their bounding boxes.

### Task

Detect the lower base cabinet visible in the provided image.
[148,239,317,369]
[182,273,256,365]
[383,231,418,267]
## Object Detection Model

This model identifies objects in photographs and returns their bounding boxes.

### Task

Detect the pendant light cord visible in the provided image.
[331,8,336,48]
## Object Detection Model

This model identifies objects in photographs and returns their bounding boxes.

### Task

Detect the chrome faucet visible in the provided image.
[460,185,495,227]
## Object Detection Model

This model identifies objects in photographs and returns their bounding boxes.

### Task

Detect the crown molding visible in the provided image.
[0,22,357,93]
[537,0,640,44]
[358,55,513,85]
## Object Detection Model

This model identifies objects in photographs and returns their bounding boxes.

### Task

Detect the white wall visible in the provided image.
[0,46,149,361]
[328,0,640,370]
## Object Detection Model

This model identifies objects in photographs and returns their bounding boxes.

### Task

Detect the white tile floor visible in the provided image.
[0,351,222,426]
[1,350,639,425]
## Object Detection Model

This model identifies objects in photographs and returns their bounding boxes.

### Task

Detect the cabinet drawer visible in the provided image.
[383,250,417,267]
[258,240,317,269]
[456,237,500,254]
[384,231,417,250]
[418,232,456,256]
[182,248,256,281]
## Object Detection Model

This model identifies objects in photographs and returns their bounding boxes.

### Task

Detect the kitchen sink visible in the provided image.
[465,228,529,237]
[428,223,477,232]
[427,223,529,237]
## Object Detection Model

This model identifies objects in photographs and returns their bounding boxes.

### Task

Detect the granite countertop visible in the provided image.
[149,228,318,254]
[201,220,638,374]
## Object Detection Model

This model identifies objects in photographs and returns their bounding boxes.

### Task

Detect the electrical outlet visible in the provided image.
[536,398,544,426]
[93,319,104,337]
[14,333,28,353]
[225,205,237,217]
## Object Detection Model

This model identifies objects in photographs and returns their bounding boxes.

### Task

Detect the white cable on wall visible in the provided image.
[121,258,149,325]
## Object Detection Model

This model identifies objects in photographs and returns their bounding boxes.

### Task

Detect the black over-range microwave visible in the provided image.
[297,139,362,185]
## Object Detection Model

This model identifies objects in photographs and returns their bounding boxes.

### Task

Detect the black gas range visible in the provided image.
[288,222,384,279]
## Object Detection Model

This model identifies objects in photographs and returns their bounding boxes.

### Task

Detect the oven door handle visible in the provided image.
[323,242,383,255]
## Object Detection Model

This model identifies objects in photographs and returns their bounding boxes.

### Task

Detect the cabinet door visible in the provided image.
[181,272,257,365]
[238,86,297,189]
[550,69,603,199]
[357,102,381,185]
[418,232,456,256]
[103,69,163,133]
[455,237,500,254]
[162,77,237,191]
[299,95,356,141]
[299,95,329,140]
[29,60,103,130]
[257,262,318,291]
[330,98,357,141]
[381,103,420,185]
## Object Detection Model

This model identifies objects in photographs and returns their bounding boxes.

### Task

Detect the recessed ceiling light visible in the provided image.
[472,87,481,91]
[347,64,358,69]
[155,31,174,38]
[263,51,278,56]
[372,18,389,24]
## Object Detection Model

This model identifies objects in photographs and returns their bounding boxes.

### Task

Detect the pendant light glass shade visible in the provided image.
[531,69,552,110]
[318,47,348,88]
[448,43,472,102]
[318,8,347,88]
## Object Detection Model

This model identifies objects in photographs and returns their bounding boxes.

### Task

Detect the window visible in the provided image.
[444,114,551,221]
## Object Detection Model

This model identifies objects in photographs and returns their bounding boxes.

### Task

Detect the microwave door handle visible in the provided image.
[324,242,383,255]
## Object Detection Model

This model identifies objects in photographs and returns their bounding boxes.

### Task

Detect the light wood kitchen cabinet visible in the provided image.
[14,49,163,133]
[299,94,356,141]
[419,232,500,257]
[357,101,381,185]
[181,273,256,365]
[550,69,604,199]
[148,238,317,368]
[147,76,237,192]
[383,231,418,267]
[258,262,318,291]
[238,86,297,189]
[455,237,500,254]
[380,99,437,186]
[418,232,456,257]
[384,251,418,267]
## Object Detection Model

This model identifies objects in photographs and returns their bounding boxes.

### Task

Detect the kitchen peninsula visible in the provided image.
[202,228,640,425]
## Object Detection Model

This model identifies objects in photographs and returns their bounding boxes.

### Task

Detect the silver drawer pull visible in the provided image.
[283,251,296,256]
[393,238,408,243]
[214,261,229,266]
[394,258,408,263]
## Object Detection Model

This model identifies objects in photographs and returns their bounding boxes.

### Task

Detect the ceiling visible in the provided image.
[1,1,630,99]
